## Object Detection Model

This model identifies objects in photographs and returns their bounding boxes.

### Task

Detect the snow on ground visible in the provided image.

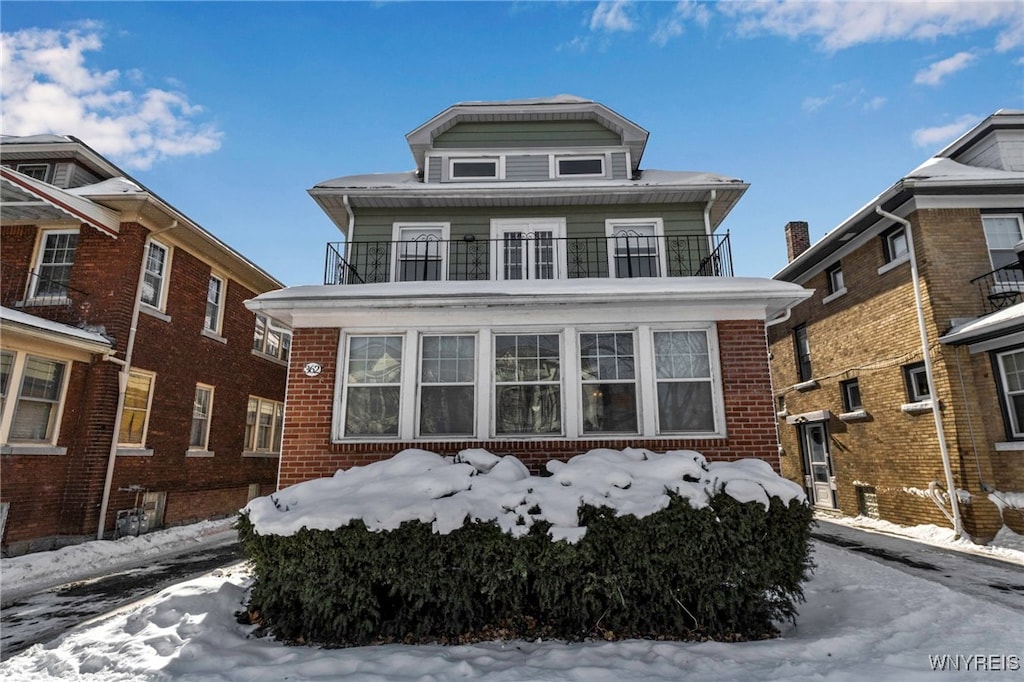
[820,513,1024,565]
[1,542,1021,681]
[1,519,238,606]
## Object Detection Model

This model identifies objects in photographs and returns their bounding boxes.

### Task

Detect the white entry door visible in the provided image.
[801,422,835,508]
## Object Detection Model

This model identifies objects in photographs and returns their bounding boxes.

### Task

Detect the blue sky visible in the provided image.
[3,1,1022,286]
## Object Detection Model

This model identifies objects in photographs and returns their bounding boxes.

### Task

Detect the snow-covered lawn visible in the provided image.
[1,540,1021,681]
[2,447,1021,680]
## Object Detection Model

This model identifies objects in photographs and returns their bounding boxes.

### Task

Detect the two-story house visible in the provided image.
[768,110,1024,543]
[1,135,289,555]
[245,96,810,487]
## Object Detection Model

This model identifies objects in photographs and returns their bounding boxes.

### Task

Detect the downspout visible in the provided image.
[874,206,964,538]
[96,220,179,539]
[703,190,717,272]
[342,194,355,243]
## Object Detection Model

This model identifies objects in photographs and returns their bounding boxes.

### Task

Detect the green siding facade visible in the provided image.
[434,120,621,149]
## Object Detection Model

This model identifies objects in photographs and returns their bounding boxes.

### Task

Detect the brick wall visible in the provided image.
[768,207,1019,541]
[278,320,780,488]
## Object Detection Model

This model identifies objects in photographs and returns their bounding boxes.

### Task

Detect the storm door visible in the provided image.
[800,422,835,508]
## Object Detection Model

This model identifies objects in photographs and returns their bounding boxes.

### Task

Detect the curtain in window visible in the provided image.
[10,357,65,441]
[494,334,561,434]
[345,336,403,436]
[420,336,475,436]
[119,372,152,445]
[580,332,637,433]
[653,331,714,432]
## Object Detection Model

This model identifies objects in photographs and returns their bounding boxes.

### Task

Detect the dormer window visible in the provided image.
[16,164,50,182]
[449,158,498,180]
[556,156,604,178]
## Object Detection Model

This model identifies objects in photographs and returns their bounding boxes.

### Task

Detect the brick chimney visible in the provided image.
[785,221,810,262]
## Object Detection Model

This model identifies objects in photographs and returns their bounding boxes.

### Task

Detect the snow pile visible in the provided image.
[244,448,805,542]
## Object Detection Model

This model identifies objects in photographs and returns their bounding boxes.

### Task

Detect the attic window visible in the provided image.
[16,164,50,182]
[450,159,498,180]
[556,156,604,178]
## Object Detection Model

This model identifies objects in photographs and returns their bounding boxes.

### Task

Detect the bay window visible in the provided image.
[494,334,561,435]
[419,335,476,436]
[579,332,638,433]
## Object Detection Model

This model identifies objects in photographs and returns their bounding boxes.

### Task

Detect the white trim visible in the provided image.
[900,399,935,414]
[554,154,607,179]
[996,348,1024,438]
[185,449,215,458]
[28,228,80,302]
[822,287,848,305]
[415,332,479,439]
[877,254,910,276]
[201,329,227,344]
[981,213,1024,273]
[336,334,406,440]
[838,409,869,422]
[204,273,227,334]
[1,444,67,456]
[140,304,171,323]
[994,441,1024,451]
[118,369,155,447]
[391,222,451,283]
[793,379,819,391]
[577,329,641,436]
[489,217,567,281]
[140,239,172,311]
[116,447,154,457]
[447,156,501,181]
[605,218,667,279]
[786,409,831,424]
[189,383,214,451]
[0,350,71,447]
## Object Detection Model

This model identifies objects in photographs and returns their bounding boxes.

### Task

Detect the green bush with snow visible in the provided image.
[237,448,814,645]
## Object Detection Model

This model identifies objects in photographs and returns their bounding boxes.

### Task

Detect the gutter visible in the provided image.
[874,206,964,538]
[96,220,180,539]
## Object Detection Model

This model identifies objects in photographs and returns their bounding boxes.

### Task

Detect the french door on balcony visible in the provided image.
[490,219,566,280]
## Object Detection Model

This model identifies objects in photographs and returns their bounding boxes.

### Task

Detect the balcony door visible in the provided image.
[606,219,665,278]
[490,219,566,281]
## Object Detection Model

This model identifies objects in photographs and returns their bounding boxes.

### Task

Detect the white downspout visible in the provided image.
[874,206,964,538]
[703,190,717,267]
[342,194,355,242]
[96,220,178,539]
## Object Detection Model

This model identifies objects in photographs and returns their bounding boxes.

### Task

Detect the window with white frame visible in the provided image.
[245,396,284,453]
[252,314,291,362]
[653,330,715,433]
[494,334,562,435]
[31,230,79,299]
[4,354,68,443]
[119,370,154,446]
[556,155,604,178]
[982,215,1024,280]
[418,335,476,436]
[826,263,845,295]
[393,224,449,282]
[16,164,50,182]
[579,332,638,434]
[190,384,213,450]
[882,226,909,264]
[450,158,499,180]
[902,362,930,402]
[343,336,404,436]
[204,275,225,333]
[997,349,1024,438]
[606,219,664,278]
[141,240,170,309]
[491,219,565,281]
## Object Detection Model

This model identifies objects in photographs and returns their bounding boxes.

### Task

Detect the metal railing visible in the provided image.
[325,232,732,285]
[1,262,92,327]
[969,262,1024,314]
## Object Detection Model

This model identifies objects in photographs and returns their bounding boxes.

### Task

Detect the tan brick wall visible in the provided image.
[769,207,1022,541]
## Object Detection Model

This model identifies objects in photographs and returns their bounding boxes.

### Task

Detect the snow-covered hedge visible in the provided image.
[238,448,814,645]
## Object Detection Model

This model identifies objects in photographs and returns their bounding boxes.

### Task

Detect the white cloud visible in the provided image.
[864,96,887,112]
[651,1,712,46]
[720,1,1022,52]
[914,52,978,86]
[1,24,222,170]
[802,95,832,112]
[589,1,635,33]
[912,114,982,148]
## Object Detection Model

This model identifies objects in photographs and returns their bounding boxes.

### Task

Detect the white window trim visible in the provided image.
[141,239,172,312]
[877,253,910,276]
[0,351,71,447]
[604,218,667,279]
[822,287,848,305]
[391,223,451,283]
[204,273,226,334]
[996,348,1024,439]
[577,330,641,436]
[16,163,50,182]
[982,214,1024,273]
[415,333,478,439]
[491,331,566,438]
[447,156,502,182]
[119,369,156,448]
[252,314,292,363]
[553,154,607,179]
[188,383,214,452]
[28,228,79,303]
[244,395,285,455]
[489,218,568,281]
[332,323,726,444]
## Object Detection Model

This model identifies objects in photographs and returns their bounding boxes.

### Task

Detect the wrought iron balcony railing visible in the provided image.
[325,232,731,285]
[969,262,1024,314]
[1,262,92,328]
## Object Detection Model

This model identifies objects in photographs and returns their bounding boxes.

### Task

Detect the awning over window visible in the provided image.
[0,167,120,238]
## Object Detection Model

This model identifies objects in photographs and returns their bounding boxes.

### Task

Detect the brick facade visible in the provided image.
[769,207,1024,541]
[278,320,781,488]
[1,217,285,554]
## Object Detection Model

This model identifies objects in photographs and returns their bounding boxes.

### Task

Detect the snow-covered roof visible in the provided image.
[0,133,74,145]
[1,306,113,352]
[67,177,146,196]
[246,276,812,328]
[0,167,121,237]
[939,303,1024,346]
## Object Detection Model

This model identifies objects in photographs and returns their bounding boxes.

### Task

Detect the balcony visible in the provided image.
[970,262,1024,314]
[325,233,732,285]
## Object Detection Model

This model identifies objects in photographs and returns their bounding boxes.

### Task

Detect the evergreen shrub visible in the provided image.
[237,491,814,646]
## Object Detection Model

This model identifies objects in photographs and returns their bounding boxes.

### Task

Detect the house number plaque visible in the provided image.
[303,362,323,377]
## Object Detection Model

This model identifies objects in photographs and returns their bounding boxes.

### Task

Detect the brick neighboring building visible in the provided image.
[246,96,810,488]
[768,110,1024,543]
[1,135,288,555]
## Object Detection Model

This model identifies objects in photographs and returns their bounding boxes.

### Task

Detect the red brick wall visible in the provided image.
[278,320,780,488]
